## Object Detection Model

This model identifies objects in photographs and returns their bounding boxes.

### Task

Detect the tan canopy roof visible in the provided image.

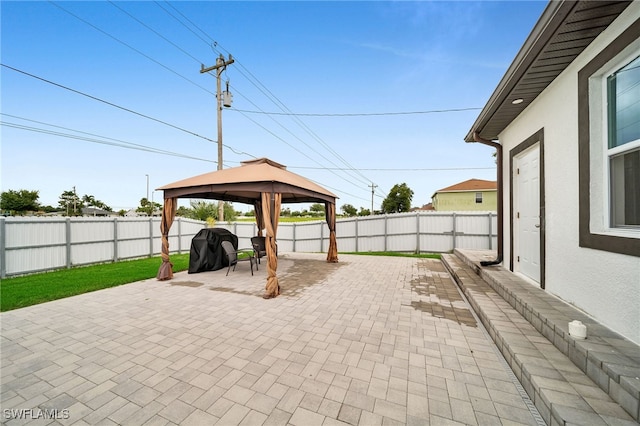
[157,158,336,204]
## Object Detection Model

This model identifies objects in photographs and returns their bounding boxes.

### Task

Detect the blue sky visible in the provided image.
[1,1,547,213]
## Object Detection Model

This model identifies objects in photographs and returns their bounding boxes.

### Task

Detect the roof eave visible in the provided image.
[464,0,576,142]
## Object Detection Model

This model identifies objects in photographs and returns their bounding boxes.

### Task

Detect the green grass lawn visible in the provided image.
[0,254,190,312]
[0,251,440,312]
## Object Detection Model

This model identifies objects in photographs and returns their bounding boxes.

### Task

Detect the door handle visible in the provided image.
[535,224,541,228]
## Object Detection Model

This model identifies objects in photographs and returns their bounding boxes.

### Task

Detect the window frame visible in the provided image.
[578,17,640,257]
[601,53,640,229]
[475,192,483,204]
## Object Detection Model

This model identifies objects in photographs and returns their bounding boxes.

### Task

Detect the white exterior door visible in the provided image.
[515,145,541,283]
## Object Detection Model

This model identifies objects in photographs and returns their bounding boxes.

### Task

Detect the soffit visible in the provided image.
[464,0,632,142]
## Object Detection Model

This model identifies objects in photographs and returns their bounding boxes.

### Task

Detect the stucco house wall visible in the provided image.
[498,2,640,343]
[433,191,497,212]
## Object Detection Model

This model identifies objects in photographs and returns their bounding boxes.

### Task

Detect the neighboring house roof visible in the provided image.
[411,203,435,211]
[432,179,497,198]
[464,0,632,142]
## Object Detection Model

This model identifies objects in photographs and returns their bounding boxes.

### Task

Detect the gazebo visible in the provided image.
[155,158,338,298]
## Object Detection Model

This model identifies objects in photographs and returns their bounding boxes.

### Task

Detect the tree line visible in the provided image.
[1,182,415,218]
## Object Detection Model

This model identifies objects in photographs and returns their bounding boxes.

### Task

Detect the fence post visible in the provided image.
[416,212,420,254]
[149,217,154,257]
[488,212,493,250]
[452,212,457,251]
[178,217,182,254]
[66,218,72,269]
[113,217,118,262]
[353,218,358,252]
[292,223,297,253]
[384,215,388,252]
[0,217,6,279]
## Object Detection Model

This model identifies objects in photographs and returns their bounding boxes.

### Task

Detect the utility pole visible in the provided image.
[201,54,234,221]
[369,183,378,214]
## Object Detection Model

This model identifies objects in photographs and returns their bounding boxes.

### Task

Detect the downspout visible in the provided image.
[471,131,503,266]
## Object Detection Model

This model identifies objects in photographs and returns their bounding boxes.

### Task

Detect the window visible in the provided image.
[607,56,640,227]
[578,18,640,257]
[475,192,483,204]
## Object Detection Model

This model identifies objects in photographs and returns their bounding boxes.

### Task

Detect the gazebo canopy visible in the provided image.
[155,158,338,299]
[157,158,336,204]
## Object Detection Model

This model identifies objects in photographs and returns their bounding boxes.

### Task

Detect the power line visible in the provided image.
[107,1,202,65]
[1,118,214,163]
[3,118,371,203]
[100,0,357,174]
[1,64,367,203]
[2,64,214,142]
[116,1,380,198]
[290,166,496,171]
[11,3,471,207]
[154,2,378,190]
[231,107,483,117]
[223,67,376,187]
[48,0,216,97]
[154,0,212,46]
[0,64,256,160]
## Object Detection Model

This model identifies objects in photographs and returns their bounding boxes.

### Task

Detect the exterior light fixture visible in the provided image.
[512,98,524,105]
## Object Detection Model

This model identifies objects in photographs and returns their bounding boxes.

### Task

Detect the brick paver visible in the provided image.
[1,253,538,425]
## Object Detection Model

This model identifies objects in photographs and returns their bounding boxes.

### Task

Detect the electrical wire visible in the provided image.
[202,42,386,190]
[232,107,483,117]
[222,62,376,188]
[7,3,488,207]
[228,89,374,188]
[48,1,216,97]
[1,116,371,203]
[107,1,202,65]
[1,120,214,163]
[0,64,255,159]
[153,0,211,47]
[291,166,496,171]
[1,64,215,143]
[156,1,378,190]
[79,1,475,203]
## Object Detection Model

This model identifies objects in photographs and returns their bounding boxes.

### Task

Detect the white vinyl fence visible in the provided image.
[0,217,205,278]
[0,211,496,278]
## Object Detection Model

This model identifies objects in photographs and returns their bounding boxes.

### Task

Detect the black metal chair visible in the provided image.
[251,236,267,265]
[221,241,255,276]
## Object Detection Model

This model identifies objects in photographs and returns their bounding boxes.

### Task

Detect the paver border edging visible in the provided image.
[451,249,640,422]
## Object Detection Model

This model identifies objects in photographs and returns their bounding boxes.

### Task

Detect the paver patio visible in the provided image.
[1,253,540,425]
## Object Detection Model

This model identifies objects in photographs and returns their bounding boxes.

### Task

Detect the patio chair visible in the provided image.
[221,241,255,276]
[251,236,277,266]
[251,236,267,265]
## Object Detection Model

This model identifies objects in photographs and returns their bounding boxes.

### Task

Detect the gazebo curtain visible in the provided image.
[262,191,282,297]
[156,197,177,280]
[254,200,265,237]
[326,202,338,263]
